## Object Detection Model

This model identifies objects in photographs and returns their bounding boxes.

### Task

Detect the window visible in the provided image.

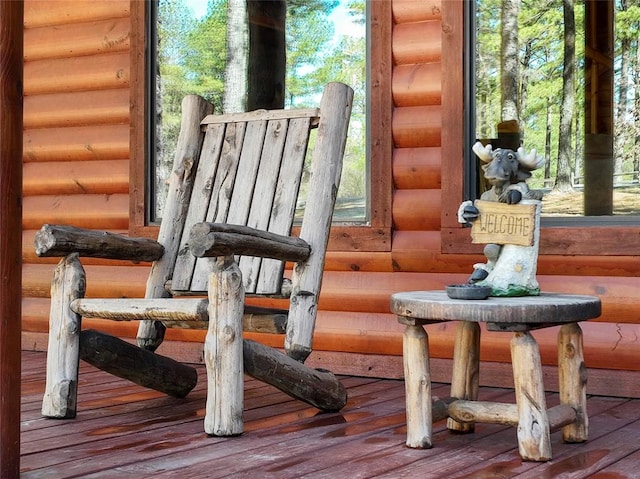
[441,0,640,256]
[472,0,640,219]
[130,0,392,251]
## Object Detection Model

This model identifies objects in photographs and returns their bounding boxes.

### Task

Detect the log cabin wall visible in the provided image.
[21,0,640,398]
[21,1,147,342]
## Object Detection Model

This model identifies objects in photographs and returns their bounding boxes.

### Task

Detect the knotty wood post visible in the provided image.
[243,339,347,412]
[204,256,244,436]
[42,254,86,419]
[137,95,213,351]
[286,82,353,362]
[510,331,552,461]
[403,323,433,448]
[34,224,165,261]
[0,1,23,474]
[558,322,588,443]
[79,329,197,398]
[447,321,480,433]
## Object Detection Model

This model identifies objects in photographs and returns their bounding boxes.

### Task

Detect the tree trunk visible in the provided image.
[554,0,576,193]
[574,108,582,183]
[634,37,640,182]
[583,0,614,215]
[544,98,552,185]
[223,0,248,113]
[247,0,286,110]
[614,35,629,179]
[519,41,532,123]
[500,0,520,123]
[614,0,630,180]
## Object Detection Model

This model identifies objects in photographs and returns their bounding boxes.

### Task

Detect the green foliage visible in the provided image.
[285,1,337,102]
[476,0,639,196]
[156,0,367,216]
[617,4,640,41]
[182,1,228,110]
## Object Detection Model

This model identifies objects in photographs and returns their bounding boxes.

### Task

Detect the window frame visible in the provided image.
[129,0,392,252]
[440,0,640,257]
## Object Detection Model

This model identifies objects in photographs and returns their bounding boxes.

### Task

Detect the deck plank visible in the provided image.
[19,350,640,479]
[588,448,640,478]
[378,396,636,479]
[21,362,396,477]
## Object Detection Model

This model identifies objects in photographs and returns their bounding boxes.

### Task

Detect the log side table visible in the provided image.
[390,291,601,462]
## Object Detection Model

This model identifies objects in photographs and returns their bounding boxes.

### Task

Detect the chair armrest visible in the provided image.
[34,224,164,262]
[189,222,310,262]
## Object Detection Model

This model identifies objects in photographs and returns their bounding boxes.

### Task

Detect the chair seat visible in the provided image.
[72,297,288,333]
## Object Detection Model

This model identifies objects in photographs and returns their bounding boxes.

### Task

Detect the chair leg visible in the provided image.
[403,323,432,449]
[136,319,166,352]
[204,256,244,436]
[447,321,480,433]
[42,254,85,419]
[558,322,588,443]
[510,331,552,461]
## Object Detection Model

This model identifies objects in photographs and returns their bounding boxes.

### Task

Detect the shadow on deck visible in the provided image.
[20,351,640,478]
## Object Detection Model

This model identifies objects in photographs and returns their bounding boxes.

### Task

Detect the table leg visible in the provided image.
[447,321,480,433]
[558,322,588,443]
[403,323,432,448]
[511,331,552,461]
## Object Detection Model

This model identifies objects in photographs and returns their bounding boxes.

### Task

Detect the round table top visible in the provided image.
[391,291,601,325]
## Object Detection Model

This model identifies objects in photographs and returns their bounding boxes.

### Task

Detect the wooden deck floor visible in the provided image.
[20,350,640,478]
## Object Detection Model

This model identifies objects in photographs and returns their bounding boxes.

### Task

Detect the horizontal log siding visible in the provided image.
[22,0,134,357]
[381,0,639,380]
[23,160,129,196]
[22,270,640,372]
[392,189,441,231]
[24,1,130,28]
[24,89,130,128]
[393,63,442,106]
[23,194,129,230]
[21,0,639,388]
[393,147,441,189]
[390,3,443,294]
[23,263,640,327]
[24,52,130,95]
[392,105,441,147]
[24,17,130,61]
[392,0,443,24]
[392,21,441,64]
[24,124,129,162]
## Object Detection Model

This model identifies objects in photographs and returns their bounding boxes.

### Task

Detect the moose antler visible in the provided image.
[516,147,545,171]
[472,141,494,163]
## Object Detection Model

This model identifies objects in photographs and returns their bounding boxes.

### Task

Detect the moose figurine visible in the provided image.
[457,141,546,296]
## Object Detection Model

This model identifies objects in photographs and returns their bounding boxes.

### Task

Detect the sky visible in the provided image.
[184,0,208,18]
[183,0,357,35]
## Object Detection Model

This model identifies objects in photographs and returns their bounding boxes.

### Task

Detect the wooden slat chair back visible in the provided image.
[36,82,354,436]
[138,82,352,358]
[170,109,316,295]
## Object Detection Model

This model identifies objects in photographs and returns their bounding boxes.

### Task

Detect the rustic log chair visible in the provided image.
[36,82,353,436]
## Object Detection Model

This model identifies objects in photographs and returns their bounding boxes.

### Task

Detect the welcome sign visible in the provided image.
[470,200,537,246]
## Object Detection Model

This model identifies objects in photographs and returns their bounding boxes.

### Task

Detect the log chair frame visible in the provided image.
[37,82,353,436]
